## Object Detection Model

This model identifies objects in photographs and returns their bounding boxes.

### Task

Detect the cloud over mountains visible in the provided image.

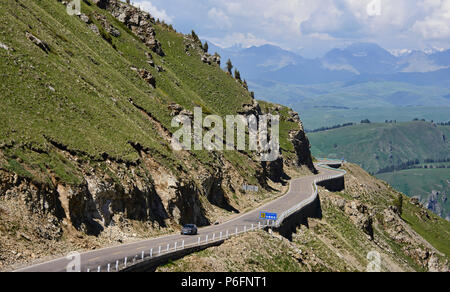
[134,0,450,57]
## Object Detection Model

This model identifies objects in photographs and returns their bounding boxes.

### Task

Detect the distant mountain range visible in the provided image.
[209,42,450,86]
[207,42,450,129]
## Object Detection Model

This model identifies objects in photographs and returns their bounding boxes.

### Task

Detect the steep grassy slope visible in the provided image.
[157,163,450,272]
[0,0,315,270]
[0,0,249,182]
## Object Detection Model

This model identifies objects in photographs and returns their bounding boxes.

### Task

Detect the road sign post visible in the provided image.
[260,212,278,221]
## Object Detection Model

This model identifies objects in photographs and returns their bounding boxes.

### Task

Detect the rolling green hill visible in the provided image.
[309,121,450,219]
[309,121,450,174]
[298,106,450,131]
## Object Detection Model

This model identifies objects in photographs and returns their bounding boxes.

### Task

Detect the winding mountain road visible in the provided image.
[15,160,344,272]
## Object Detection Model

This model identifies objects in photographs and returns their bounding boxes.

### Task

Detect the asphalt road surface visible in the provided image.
[15,161,343,272]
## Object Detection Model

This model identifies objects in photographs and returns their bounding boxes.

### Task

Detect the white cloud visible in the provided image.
[135,1,174,23]
[411,0,450,39]
[133,0,450,56]
[207,7,232,29]
[206,32,274,49]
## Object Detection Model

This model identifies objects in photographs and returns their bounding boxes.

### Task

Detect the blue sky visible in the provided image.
[133,0,450,57]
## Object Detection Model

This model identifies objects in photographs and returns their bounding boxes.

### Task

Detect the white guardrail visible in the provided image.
[85,220,277,272]
[274,160,347,228]
[84,160,346,272]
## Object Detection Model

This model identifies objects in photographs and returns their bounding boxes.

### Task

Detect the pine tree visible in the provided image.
[234,69,241,81]
[191,30,200,43]
[394,194,403,216]
[226,59,233,75]
[203,41,209,53]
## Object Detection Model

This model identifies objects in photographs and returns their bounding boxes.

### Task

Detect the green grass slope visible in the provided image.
[0,0,304,186]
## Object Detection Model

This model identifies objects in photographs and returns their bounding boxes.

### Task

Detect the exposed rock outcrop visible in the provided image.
[107,1,164,56]
[426,190,447,218]
[344,201,374,240]
[290,128,316,173]
[138,68,156,87]
[25,32,50,53]
[92,11,121,37]
[201,54,221,66]
[85,0,165,56]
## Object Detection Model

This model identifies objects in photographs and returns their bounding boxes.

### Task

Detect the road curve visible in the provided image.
[15,160,345,272]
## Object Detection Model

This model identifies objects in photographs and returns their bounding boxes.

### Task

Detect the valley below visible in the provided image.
[308,121,450,221]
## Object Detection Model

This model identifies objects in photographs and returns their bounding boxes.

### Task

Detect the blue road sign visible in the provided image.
[260,212,277,220]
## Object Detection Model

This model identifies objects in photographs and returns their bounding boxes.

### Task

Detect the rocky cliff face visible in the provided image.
[424,190,448,220]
